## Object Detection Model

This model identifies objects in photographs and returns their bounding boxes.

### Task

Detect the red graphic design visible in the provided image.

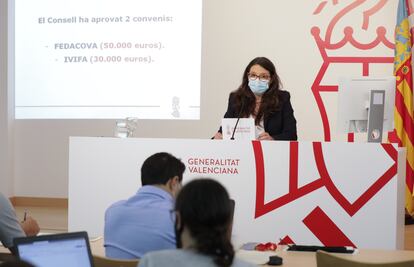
[311,1,394,141]
[253,141,324,218]
[253,141,397,218]
[279,235,295,245]
[289,142,299,192]
[303,206,356,247]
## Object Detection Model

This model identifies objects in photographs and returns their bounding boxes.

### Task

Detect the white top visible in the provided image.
[249,115,264,138]
[139,249,256,267]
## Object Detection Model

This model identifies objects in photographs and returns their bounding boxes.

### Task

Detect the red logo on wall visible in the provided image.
[311,0,394,142]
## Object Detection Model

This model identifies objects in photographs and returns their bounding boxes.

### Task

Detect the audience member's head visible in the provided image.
[141,152,186,197]
[175,178,234,267]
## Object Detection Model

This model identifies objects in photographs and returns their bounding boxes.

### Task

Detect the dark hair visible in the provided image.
[141,152,186,186]
[232,57,282,125]
[175,179,234,267]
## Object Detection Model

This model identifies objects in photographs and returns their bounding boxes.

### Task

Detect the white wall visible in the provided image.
[6,0,398,197]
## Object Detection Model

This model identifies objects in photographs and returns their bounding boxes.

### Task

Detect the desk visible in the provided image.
[271,249,414,266]
[69,137,405,249]
[2,236,412,266]
[89,238,414,267]
[90,237,105,257]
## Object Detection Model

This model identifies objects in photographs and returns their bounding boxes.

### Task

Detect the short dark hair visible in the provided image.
[175,178,234,267]
[141,152,186,186]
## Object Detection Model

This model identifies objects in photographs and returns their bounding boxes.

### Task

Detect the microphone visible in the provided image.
[230,99,245,140]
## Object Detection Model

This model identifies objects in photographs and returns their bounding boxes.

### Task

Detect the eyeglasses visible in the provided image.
[248,73,271,82]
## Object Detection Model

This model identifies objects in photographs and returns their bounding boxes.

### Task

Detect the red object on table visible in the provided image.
[255,242,277,251]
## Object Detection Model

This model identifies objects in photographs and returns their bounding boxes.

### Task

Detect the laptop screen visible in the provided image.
[14,232,94,267]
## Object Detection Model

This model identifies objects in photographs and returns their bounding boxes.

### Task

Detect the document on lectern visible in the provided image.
[222,118,255,140]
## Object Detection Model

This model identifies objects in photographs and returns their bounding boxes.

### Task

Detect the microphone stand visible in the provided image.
[230,100,245,140]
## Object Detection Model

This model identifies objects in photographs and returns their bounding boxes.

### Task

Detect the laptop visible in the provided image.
[14,231,94,267]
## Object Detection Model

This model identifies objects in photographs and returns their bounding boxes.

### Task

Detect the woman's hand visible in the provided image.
[213,132,223,139]
[258,132,274,141]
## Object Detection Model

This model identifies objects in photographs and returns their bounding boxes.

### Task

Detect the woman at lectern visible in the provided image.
[213,57,297,141]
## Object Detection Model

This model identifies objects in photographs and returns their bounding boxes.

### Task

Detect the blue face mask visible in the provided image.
[248,79,269,95]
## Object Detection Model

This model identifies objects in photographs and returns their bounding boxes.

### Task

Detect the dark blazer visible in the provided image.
[221,90,297,140]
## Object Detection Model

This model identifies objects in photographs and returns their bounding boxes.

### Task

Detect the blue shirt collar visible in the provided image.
[137,185,174,202]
